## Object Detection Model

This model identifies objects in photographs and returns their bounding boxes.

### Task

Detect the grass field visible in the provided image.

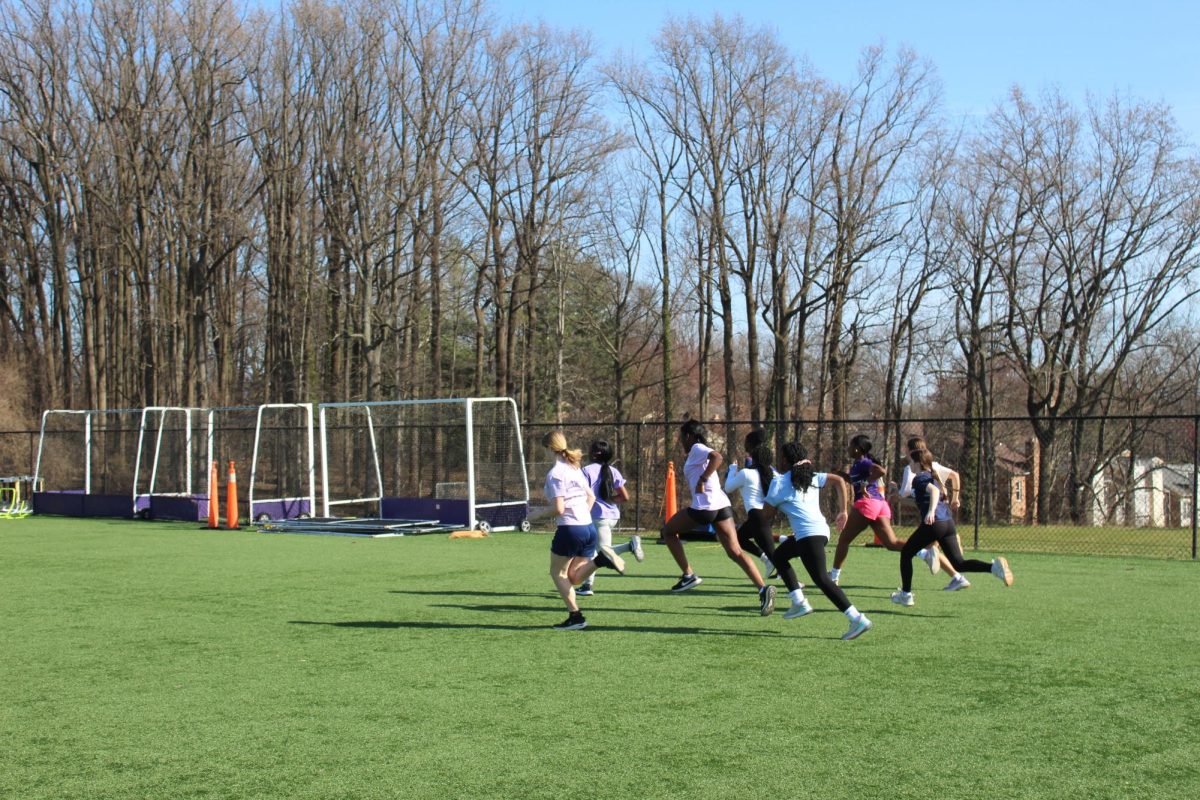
[2,518,1198,800]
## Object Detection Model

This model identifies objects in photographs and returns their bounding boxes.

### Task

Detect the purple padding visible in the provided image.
[33,492,133,518]
[251,498,312,521]
[381,497,468,526]
[379,497,528,529]
[148,495,206,522]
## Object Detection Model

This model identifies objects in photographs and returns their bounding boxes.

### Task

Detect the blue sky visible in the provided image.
[489,0,1199,144]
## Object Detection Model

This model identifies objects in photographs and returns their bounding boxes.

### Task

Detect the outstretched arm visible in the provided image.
[825,474,850,531]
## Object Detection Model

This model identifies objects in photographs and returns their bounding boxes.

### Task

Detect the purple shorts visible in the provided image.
[853,497,892,521]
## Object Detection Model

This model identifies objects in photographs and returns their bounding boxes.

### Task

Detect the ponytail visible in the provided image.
[914,448,945,495]
[748,443,774,490]
[781,442,815,493]
[590,439,615,502]
[542,430,582,469]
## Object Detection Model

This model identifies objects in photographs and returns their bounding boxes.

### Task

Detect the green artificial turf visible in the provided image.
[1,517,1197,799]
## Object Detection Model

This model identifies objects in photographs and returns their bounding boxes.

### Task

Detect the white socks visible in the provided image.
[789,589,805,604]
[844,605,862,621]
[830,567,841,581]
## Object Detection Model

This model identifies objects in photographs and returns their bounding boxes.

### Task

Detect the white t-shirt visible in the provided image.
[764,471,830,540]
[543,459,593,526]
[683,442,732,511]
[898,462,951,499]
[724,463,774,511]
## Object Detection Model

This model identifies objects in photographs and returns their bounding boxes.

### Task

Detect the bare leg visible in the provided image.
[550,554,581,612]
[869,516,906,551]
[832,509,873,569]
[714,517,765,589]
[660,508,698,574]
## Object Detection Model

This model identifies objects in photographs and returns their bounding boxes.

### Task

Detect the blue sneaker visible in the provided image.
[842,616,873,640]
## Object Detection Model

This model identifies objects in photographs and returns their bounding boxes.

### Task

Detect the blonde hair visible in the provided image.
[542,430,582,468]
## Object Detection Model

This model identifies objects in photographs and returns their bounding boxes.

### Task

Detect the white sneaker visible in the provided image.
[920,547,941,575]
[629,535,645,562]
[943,575,971,591]
[595,543,626,575]
[782,599,813,619]
[829,571,840,586]
[842,615,872,640]
[761,554,776,580]
[890,590,915,607]
[991,557,1013,587]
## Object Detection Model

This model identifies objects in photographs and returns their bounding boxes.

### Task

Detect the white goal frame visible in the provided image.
[317,397,529,531]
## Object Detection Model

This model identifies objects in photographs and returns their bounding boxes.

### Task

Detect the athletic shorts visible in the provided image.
[550,523,598,558]
[853,497,892,521]
[686,506,734,524]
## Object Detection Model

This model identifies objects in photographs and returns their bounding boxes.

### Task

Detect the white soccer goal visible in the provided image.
[131,406,213,520]
[33,408,145,517]
[317,397,530,532]
[248,403,316,521]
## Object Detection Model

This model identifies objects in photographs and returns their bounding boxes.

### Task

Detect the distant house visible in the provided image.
[1090,456,1197,528]
[994,440,1033,524]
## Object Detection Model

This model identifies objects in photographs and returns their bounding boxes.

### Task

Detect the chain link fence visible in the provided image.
[8,414,1199,560]
[524,415,1200,561]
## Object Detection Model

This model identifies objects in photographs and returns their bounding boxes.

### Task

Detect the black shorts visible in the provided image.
[686,506,734,524]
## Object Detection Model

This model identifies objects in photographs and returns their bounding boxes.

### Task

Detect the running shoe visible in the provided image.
[594,544,626,575]
[553,612,587,631]
[670,573,703,592]
[943,575,971,591]
[629,535,645,562]
[991,557,1013,586]
[890,590,915,607]
[759,585,776,616]
[575,582,594,597]
[761,554,777,580]
[842,615,873,640]
[782,599,813,619]
[920,547,941,575]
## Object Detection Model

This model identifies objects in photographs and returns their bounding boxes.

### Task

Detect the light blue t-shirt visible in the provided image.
[764,471,831,540]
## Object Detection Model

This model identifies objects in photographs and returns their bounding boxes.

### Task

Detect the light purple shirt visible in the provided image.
[683,442,732,511]
[544,459,593,526]
[582,462,625,521]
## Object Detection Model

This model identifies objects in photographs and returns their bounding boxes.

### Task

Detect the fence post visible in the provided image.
[1192,416,1198,560]
[635,421,643,532]
[973,415,983,550]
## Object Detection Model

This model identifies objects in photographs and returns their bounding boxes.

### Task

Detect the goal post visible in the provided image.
[33,408,145,517]
[248,403,316,521]
[318,397,529,531]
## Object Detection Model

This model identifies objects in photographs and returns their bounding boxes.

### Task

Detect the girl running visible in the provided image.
[659,420,775,615]
[542,431,626,630]
[895,436,970,591]
[830,434,904,585]
[891,448,1013,608]
[761,442,873,640]
[724,430,784,583]
[576,439,645,597]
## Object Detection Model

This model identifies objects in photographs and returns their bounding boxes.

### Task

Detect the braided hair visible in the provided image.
[781,442,815,493]
[589,439,615,502]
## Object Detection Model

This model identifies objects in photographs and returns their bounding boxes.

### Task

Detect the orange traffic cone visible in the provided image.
[664,461,678,522]
[207,460,220,529]
[225,460,240,530]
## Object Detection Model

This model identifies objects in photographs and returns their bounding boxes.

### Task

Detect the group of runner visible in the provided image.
[541,421,1013,638]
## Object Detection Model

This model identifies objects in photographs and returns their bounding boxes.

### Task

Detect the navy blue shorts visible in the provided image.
[550,523,599,558]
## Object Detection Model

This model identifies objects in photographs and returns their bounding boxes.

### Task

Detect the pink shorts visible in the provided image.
[853,497,892,521]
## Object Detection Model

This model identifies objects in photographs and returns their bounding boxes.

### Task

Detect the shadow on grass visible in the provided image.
[289,619,782,637]
[390,586,760,598]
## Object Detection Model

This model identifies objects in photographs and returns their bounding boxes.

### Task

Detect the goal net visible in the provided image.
[318,397,529,531]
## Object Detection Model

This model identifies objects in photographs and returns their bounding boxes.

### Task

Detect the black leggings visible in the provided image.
[900,519,992,592]
[772,535,851,612]
[737,510,800,589]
